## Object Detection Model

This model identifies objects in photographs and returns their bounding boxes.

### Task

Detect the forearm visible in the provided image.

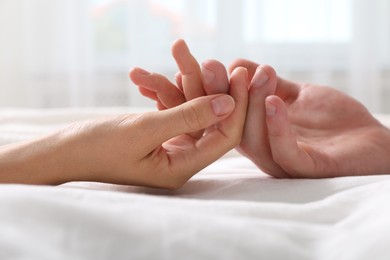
[0,132,74,185]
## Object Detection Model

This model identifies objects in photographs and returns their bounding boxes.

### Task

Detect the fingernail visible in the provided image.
[252,68,269,88]
[211,95,235,116]
[265,101,276,116]
[202,65,215,85]
[137,67,151,76]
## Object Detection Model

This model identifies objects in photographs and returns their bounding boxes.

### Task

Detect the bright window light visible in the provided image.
[244,0,352,43]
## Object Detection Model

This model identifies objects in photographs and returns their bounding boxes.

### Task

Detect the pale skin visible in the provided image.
[134,39,390,178]
[0,43,249,188]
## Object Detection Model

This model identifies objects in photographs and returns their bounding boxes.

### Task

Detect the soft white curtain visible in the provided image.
[0,0,389,112]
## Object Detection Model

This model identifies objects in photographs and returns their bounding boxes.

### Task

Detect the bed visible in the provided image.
[1,108,390,260]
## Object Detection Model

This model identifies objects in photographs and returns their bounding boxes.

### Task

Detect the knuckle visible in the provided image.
[268,129,284,139]
[181,104,205,131]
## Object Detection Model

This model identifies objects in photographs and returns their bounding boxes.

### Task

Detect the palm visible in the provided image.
[289,85,369,128]
[267,83,387,177]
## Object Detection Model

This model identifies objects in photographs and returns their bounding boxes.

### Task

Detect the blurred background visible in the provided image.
[0,0,389,112]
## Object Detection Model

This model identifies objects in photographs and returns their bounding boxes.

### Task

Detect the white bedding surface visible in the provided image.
[1,108,390,260]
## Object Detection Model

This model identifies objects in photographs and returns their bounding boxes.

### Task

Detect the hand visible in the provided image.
[0,86,248,188]
[228,59,390,178]
[134,39,231,139]
[134,42,390,178]
[135,39,230,110]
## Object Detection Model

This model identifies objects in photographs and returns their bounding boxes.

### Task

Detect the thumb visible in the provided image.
[145,94,235,144]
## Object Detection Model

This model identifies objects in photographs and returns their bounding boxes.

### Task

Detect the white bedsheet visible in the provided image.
[1,108,390,260]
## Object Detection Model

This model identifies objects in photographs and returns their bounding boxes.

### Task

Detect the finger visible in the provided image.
[175,72,183,92]
[265,95,314,177]
[129,67,185,108]
[169,67,249,178]
[201,59,230,135]
[156,101,167,111]
[201,59,229,95]
[171,39,205,101]
[214,67,249,141]
[156,67,248,182]
[138,87,168,110]
[144,94,236,149]
[138,86,158,101]
[172,39,205,139]
[228,58,259,80]
[238,65,287,176]
[228,59,300,101]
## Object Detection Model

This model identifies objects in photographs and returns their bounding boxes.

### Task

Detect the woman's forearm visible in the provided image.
[0,132,72,185]
[0,90,241,188]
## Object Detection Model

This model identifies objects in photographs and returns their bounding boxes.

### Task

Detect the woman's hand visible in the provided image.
[0,82,248,188]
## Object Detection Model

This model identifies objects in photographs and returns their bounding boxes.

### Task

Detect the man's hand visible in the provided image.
[227,59,390,177]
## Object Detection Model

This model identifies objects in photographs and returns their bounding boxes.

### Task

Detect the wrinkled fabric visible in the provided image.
[1,170,390,260]
[1,108,390,260]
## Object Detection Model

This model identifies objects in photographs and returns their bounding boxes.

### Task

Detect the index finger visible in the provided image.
[228,58,300,100]
[171,39,206,101]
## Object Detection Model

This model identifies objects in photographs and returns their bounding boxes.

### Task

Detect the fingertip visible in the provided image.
[171,38,189,59]
[128,67,138,81]
[265,95,289,119]
[230,67,249,100]
[172,38,186,47]
[129,67,151,83]
[202,59,229,94]
[128,67,136,77]
[258,64,277,80]
[250,65,279,93]
[175,71,182,80]
[231,66,245,76]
